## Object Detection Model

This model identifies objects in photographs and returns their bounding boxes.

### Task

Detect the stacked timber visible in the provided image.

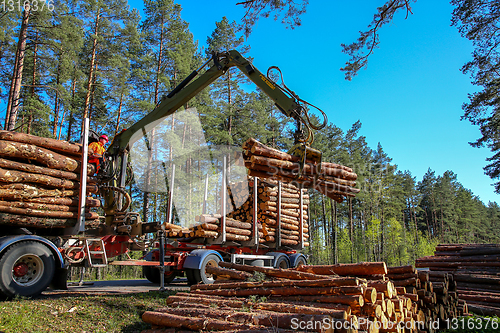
[387,265,461,331]
[0,131,100,229]
[242,138,359,202]
[142,262,449,332]
[162,215,262,242]
[228,177,310,247]
[163,177,310,248]
[297,263,460,331]
[416,243,500,317]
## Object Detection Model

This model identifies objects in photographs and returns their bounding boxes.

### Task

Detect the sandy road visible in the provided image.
[41,278,190,297]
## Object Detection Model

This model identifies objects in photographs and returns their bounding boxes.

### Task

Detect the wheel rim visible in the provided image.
[11,254,44,287]
[204,259,218,282]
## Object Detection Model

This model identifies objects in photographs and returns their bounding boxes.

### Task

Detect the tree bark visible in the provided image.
[142,311,253,332]
[82,8,101,120]
[205,265,252,280]
[0,200,79,212]
[0,158,93,180]
[296,262,388,276]
[153,307,333,332]
[0,183,97,200]
[219,262,335,281]
[114,91,124,137]
[0,212,77,228]
[191,277,360,291]
[0,130,82,155]
[0,140,79,171]
[0,204,97,219]
[5,5,31,131]
[0,167,79,189]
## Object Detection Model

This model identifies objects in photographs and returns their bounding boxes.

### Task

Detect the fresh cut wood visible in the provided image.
[0,140,79,171]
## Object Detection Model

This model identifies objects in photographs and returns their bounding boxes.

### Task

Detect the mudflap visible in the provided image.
[50,267,68,290]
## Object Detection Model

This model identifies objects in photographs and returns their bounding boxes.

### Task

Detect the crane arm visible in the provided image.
[108,50,307,156]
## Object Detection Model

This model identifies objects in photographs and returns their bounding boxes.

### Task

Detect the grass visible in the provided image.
[0,291,177,333]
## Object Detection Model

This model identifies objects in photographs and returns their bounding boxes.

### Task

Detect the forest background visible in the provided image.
[0,0,499,271]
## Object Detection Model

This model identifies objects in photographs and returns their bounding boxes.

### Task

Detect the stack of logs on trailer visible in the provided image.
[141,262,462,332]
[226,177,310,246]
[0,131,100,230]
[416,243,500,317]
[161,138,360,245]
[160,177,310,247]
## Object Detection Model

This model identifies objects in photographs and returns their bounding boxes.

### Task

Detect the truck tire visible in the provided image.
[274,255,290,269]
[143,266,176,284]
[294,256,307,268]
[185,269,197,286]
[191,254,220,285]
[143,266,160,283]
[0,241,55,298]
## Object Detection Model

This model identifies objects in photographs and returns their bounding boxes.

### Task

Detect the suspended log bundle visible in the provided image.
[242,138,359,202]
[416,243,500,317]
[142,262,463,332]
[0,131,100,229]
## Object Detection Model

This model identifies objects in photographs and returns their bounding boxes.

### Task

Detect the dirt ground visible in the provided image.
[41,278,190,297]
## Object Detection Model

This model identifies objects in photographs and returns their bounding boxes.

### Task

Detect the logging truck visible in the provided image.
[0,50,332,298]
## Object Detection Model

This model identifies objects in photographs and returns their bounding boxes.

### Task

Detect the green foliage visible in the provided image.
[451,0,500,193]
[248,295,267,303]
[0,291,176,332]
[306,120,498,265]
[236,0,308,37]
[248,271,267,282]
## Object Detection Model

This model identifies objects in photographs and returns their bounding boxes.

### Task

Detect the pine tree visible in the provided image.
[0,10,20,104]
[204,17,250,147]
[5,4,31,130]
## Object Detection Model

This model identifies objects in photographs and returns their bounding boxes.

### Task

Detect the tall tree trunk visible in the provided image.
[144,13,165,225]
[349,197,353,263]
[66,74,78,141]
[381,205,385,262]
[330,198,337,264]
[27,30,39,135]
[88,61,99,123]
[53,55,62,138]
[6,5,31,131]
[143,128,155,224]
[114,91,124,136]
[227,71,232,145]
[440,207,444,242]
[82,8,101,121]
[414,198,419,257]
[321,195,327,256]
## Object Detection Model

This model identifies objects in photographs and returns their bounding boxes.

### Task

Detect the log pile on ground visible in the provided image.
[0,131,100,229]
[242,138,359,202]
[416,243,500,317]
[162,177,310,247]
[142,261,461,332]
[387,265,462,330]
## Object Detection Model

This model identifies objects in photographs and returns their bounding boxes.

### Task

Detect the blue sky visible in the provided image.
[129,0,498,204]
